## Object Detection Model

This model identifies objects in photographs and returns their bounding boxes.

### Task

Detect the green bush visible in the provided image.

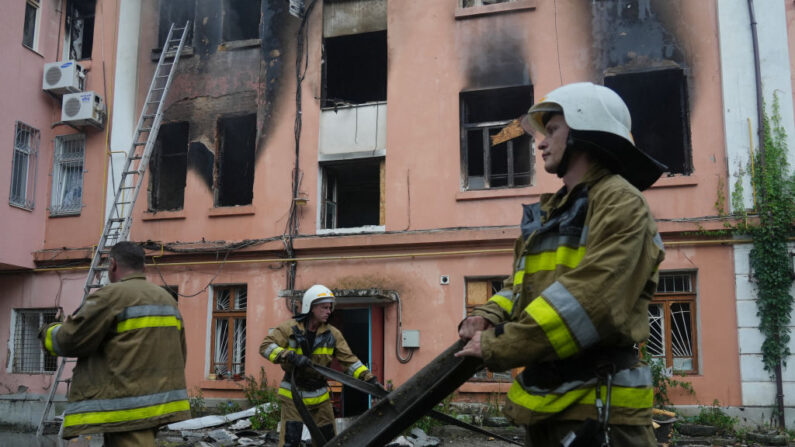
[685,400,737,434]
[641,345,695,407]
[189,387,206,418]
[240,367,281,430]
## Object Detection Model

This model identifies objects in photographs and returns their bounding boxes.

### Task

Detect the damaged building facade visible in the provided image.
[2,0,795,428]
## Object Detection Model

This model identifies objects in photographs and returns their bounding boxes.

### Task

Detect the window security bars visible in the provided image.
[13,309,58,373]
[51,134,85,215]
[10,122,40,209]
[212,285,247,376]
[648,272,697,373]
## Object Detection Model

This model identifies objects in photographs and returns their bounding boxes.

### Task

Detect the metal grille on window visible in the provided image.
[13,309,58,373]
[648,272,696,373]
[51,134,85,215]
[10,122,40,209]
[213,286,247,376]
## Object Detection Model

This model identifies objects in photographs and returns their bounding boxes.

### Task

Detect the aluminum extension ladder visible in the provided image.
[35,21,191,437]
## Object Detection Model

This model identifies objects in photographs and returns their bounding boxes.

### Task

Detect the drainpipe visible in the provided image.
[746,0,783,429]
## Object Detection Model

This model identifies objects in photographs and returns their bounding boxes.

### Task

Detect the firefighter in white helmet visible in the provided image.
[457,82,666,446]
[260,285,380,447]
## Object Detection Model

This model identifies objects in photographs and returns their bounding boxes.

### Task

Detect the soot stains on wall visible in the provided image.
[188,142,214,190]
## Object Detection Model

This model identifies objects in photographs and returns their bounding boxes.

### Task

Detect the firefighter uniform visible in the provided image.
[260,317,375,446]
[39,273,190,441]
[470,165,664,443]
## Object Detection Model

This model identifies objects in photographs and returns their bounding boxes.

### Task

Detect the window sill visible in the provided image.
[199,379,245,391]
[22,44,44,58]
[219,39,261,51]
[49,211,82,218]
[456,186,539,201]
[455,0,536,19]
[150,46,195,61]
[142,209,186,221]
[649,174,699,189]
[208,205,256,218]
[317,225,386,235]
[9,202,34,212]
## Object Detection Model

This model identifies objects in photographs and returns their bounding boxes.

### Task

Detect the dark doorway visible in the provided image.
[329,307,371,417]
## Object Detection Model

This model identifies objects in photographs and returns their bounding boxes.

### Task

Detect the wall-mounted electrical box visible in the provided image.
[401,330,420,348]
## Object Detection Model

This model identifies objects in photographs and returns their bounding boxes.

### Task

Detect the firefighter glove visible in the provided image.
[286,352,312,368]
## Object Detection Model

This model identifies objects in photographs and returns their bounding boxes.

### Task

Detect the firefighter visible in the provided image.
[39,242,190,446]
[456,82,666,446]
[260,284,380,447]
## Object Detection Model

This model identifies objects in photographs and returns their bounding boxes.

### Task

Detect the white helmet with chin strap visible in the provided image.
[519,82,666,190]
[298,284,335,317]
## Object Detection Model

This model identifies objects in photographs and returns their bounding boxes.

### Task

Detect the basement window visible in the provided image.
[460,85,533,190]
[149,122,189,211]
[322,30,387,108]
[604,68,692,175]
[64,0,96,60]
[648,272,698,374]
[321,158,384,230]
[11,308,58,374]
[222,0,260,42]
[217,114,256,207]
[158,0,195,48]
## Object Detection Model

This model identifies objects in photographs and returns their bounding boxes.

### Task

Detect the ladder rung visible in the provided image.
[129,156,142,160]
[108,217,125,222]
[86,283,103,289]
[143,114,156,118]
[133,142,146,146]
[123,170,141,175]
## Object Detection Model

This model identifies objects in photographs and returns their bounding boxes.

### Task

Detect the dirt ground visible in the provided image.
[429,425,525,446]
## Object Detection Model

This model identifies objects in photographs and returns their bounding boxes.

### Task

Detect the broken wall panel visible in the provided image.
[217,114,257,207]
[323,0,387,38]
[323,30,387,106]
[318,103,387,155]
[149,122,190,211]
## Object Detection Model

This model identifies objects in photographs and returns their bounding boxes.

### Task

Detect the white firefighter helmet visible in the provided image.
[300,284,335,315]
[519,82,666,190]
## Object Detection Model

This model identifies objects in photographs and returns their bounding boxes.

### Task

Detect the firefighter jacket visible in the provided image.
[39,274,190,438]
[260,318,375,408]
[470,165,665,426]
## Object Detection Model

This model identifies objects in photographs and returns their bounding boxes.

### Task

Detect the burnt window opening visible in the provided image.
[158,0,195,48]
[322,31,387,107]
[217,114,256,207]
[222,0,260,42]
[460,85,533,190]
[149,122,189,211]
[161,285,179,302]
[65,0,96,60]
[604,68,692,175]
[321,158,383,229]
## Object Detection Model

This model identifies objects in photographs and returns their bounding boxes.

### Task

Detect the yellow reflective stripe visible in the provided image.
[352,365,368,379]
[525,246,586,274]
[269,346,284,362]
[513,270,525,286]
[278,388,331,405]
[116,316,182,333]
[45,324,60,357]
[507,381,652,413]
[488,295,513,314]
[63,399,189,427]
[526,298,578,359]
[312,347,334,355]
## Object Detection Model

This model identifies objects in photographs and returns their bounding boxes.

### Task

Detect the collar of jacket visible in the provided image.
[541,164,613,214]
[120,273,146,282]
[292,319,331,334]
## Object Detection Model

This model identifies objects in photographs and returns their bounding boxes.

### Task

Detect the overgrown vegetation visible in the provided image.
[641,345,694,407]
[404,393,458,435]
[683,400,737,434]
[240,366,281,430]
[189,387,206,418]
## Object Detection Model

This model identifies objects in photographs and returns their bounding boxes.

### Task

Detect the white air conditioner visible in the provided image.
[42,60,85,96]
[61,91,106,128]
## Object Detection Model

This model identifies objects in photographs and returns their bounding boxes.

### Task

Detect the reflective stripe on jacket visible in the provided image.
[471,166,664,426]
[39,274,190,438]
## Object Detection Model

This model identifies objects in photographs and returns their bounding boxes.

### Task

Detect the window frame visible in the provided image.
[648,271,699,375]
[63,0,96,61]
[10,121,40,210]
[465,276,513,383]
[22,0,41,51]
[11,308,58,374]
[210,284,247,377]
[50,133,85,216]
[319,158,385,231]
[460,0,518,7]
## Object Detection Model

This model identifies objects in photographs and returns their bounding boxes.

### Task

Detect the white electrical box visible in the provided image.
[42,60,85,96]
[61,91,106,128]
[402,330,420,348]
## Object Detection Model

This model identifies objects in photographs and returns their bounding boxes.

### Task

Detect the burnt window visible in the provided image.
[322,31,387,107]
[149,122,189,211]
[604,68,692,175]
[217,114,256,207]
[158,0,195,47]
[321,158,383,230]
[460,85,533,190]
[222,0,260,42]
[65,0,96,60]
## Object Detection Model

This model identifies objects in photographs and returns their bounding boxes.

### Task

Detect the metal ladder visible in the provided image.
[36,21,191,437]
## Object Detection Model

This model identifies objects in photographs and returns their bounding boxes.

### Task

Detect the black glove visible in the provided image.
[285,351,311,368]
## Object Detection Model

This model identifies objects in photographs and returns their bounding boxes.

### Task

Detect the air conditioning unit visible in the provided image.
[61,91,106,128]
[42,60,85,96]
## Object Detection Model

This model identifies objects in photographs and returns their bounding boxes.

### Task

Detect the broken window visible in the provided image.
[321,158,383,230]
[158,0,195,48]
[149,122,189,211]
[22,0,40,50]
[50,134,85,216]
[461,0,517,7]
[604,68,692,175]
[64,0,96,60]
[11,308,58,373]
[647,272,697,374]
[465,278,512,382]
[460,85,533,190]
[322,30,387,107]
[217,114,256,207]
[222,0,260,42]
[211,285,247,377]
[10,122,40,210]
